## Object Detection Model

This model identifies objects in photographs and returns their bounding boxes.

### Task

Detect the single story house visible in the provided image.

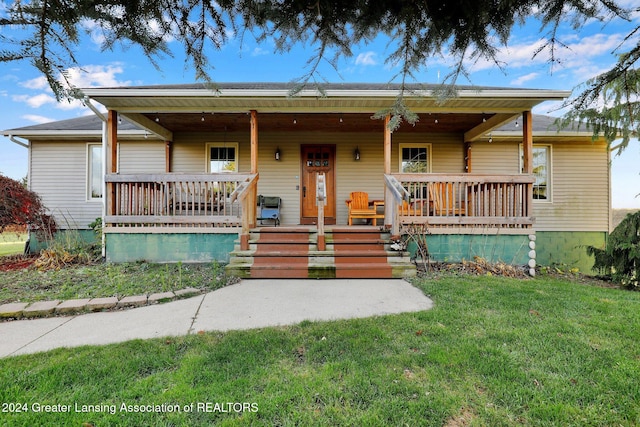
[3,83,611,277]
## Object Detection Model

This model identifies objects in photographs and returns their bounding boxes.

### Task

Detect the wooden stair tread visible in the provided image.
[226,227,416,279]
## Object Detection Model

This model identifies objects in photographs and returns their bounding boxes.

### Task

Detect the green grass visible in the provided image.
[0,261,234,304]
[0,232,27,256]
[1,275,639,426]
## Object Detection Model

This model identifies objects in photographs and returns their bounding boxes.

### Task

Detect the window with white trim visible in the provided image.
[521,144,552,201]
[87,143,102,200]
[207,143,238,173]
[399,143,432,173]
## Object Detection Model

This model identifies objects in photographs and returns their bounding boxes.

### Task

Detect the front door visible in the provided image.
[301,145,336,224]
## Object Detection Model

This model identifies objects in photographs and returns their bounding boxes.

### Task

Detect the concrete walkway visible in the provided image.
[0,279,433,358]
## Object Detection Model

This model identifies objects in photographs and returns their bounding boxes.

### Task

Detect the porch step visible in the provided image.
[226,227,416,279]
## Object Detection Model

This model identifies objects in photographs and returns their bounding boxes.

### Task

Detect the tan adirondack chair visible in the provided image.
[429,183,467,216]
[346,191,384,225]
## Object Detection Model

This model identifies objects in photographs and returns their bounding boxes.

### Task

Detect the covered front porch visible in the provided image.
[85,83,564,270]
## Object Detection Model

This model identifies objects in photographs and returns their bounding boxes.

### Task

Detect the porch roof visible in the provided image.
[2,113,592,140]
[81,82,569,114]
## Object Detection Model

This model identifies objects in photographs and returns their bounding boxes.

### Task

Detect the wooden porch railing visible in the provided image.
[104,173,257,230]
[385,174,535,233]
[230,173,259,249]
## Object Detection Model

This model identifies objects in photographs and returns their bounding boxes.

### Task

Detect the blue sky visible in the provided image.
[1,3,638,208]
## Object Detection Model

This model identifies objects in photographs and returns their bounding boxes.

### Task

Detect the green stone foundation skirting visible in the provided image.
[105,233,237,263]
[534,231,607,273]
[27,229,99,253]
[408,234,531,266]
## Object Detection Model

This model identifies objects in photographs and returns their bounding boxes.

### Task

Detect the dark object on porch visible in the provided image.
[257,195,281,226]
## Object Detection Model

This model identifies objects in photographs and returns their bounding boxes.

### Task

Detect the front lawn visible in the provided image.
[1,274,638,426]
[0,261,234,304]
[0,232,27,257]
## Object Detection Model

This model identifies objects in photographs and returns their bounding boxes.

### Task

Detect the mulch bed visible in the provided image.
[0,255,38,272]
[417,256,620,289]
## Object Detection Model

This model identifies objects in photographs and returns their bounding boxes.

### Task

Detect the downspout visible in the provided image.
[9,136,31,190]
[9,135,29,148]
[84,97,107,122]
[84,96,108,258]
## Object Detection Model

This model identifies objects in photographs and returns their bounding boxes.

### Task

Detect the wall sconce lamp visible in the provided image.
[354,146,361,161]
[275,147,281,161]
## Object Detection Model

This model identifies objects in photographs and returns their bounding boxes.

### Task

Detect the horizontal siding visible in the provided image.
[470,141,520,174]
[392,133,465,173]
[172,132,251,173]
[119,141,166,173]
[30,141,102,230]
[171,131,465,224]
[533,140,609,232]
[30,132,608,232]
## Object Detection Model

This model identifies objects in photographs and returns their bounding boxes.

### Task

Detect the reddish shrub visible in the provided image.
[0,175,57,239]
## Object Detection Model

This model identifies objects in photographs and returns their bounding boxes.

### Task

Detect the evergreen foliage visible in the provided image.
[587,211,640,289]
[560,41,640,152]
[0,0,635,131]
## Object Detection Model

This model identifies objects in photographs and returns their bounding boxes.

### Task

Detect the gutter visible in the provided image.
[81,87,572,100]
[9,135,29,148]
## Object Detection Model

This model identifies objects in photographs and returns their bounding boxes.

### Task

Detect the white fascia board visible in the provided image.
[81,87,571,101]
[2,129,153,140]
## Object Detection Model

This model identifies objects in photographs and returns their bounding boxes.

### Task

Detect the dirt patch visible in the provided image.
[444,407,477,427]
[0,255,37,272]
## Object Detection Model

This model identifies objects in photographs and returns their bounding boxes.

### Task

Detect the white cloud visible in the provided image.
[56,98,87,111]
[64,64,131,88]
[12,64,130,113]
[251,47,269,57]
[444,30,629,87]
[355,51,378,66]
[511,72,539,86]
[22,114,55,124]
[12,93,56,108]
[21,76,49,90]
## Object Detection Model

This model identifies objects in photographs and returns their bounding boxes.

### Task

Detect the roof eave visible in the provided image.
[81,87,571,100]
[2,129,154,140]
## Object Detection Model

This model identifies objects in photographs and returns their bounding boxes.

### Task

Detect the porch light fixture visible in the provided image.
[155,114,160,123]
[275,147,281,161]
[354,146,361,161]
[201,112,205,122]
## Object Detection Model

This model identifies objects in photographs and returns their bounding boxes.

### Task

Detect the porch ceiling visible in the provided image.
[137,112,491,134]
[84,83,569,139]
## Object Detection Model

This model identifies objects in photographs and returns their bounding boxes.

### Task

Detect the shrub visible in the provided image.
[0,174,56,239]
[587,211,640,289]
